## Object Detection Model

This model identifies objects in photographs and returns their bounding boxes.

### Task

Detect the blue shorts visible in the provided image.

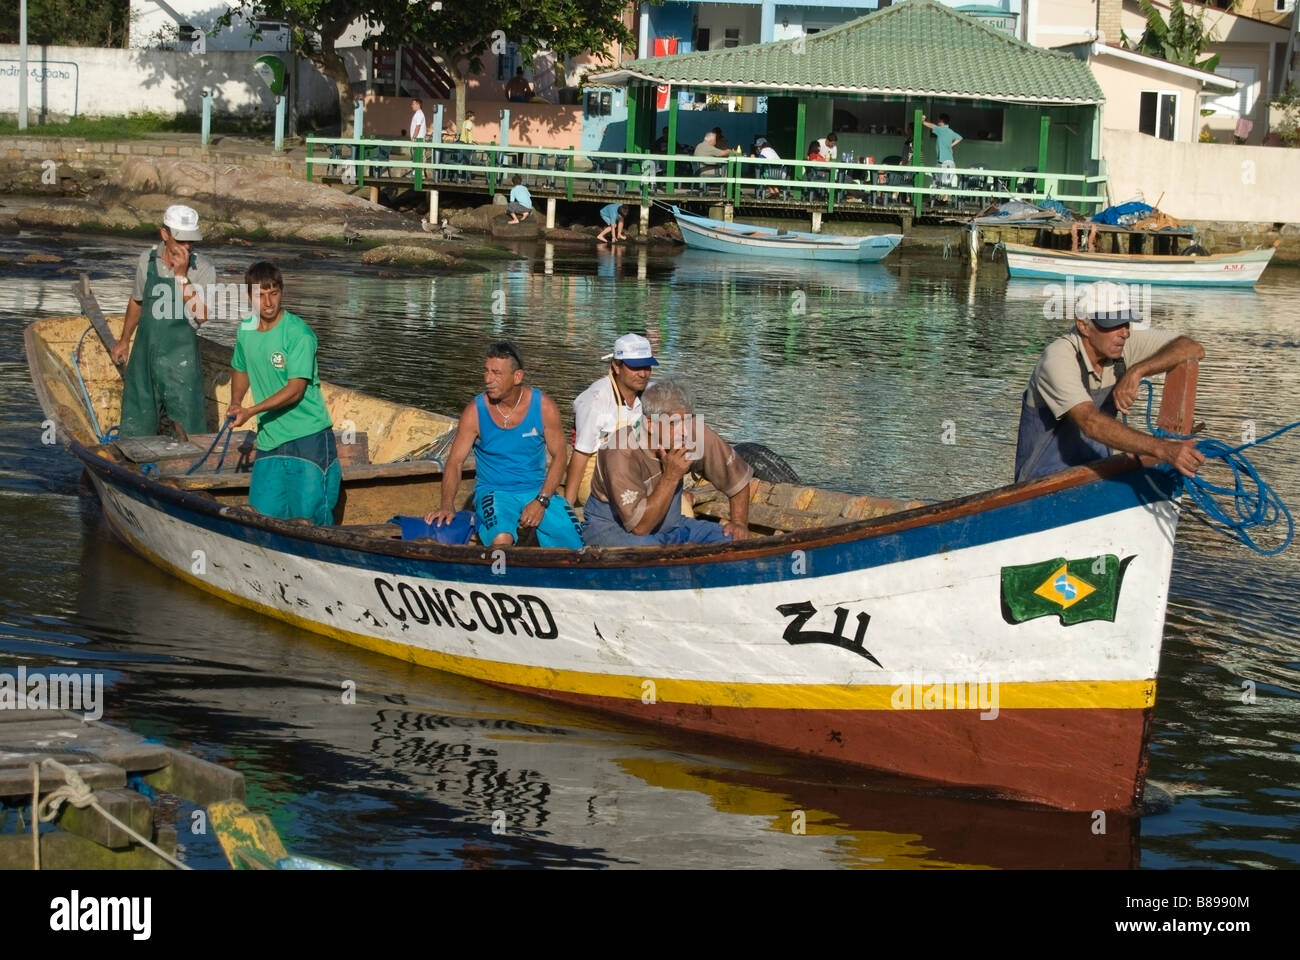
[475,490,584,548]
[580,491,730,547]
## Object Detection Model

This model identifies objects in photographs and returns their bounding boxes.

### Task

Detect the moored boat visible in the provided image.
[27,312,1202,812]
[1004,240,1276,287]
[671,205,901,263]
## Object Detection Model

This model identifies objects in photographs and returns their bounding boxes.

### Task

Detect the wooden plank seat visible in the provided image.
[172,458,441,491]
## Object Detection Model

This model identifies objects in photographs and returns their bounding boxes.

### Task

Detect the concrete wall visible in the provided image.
[361,95,583,149]
[1029,0,1098,47]
[1103,128,1300,222]
[0,44,339,122]
[0,135,299,195]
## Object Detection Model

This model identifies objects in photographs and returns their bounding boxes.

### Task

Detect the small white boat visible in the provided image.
[1004,241,1276,287]
[672,205,901,263]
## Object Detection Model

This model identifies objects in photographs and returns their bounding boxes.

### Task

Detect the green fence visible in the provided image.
[305,136,1108,216]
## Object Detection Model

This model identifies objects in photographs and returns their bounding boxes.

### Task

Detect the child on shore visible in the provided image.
[507,174,533,224]
[596,203,629,243]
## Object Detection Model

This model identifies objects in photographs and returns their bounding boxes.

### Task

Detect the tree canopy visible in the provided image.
[0,0,130,48]
[1126,0,1222,74]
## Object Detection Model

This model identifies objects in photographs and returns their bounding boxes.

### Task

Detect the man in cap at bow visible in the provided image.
[564,333,656,507]
[1014,292,1206,483]
[112,204,217,438]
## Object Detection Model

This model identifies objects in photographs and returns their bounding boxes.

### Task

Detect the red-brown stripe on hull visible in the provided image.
[505,686,1153,812]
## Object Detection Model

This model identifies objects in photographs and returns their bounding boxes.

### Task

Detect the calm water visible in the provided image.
[1,228,1298,869]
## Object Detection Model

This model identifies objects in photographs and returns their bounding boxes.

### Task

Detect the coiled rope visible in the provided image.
[1142,380,1298,555]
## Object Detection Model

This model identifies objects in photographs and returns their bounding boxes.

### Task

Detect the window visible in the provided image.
[724,27,740,48]
[1205,67,1256,119]
[1139,91,1178,141]
[696,28,710,50]
[584,90,612,118]
[1277,0,1295,12]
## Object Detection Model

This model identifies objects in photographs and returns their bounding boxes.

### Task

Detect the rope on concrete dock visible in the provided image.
[35,758,192,870]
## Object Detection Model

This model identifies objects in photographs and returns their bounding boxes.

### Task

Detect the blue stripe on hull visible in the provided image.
[90,454,1182,592]
[1005,265,1260,287]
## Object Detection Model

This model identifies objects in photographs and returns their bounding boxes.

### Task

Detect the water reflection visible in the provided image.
[1,230,1298,868]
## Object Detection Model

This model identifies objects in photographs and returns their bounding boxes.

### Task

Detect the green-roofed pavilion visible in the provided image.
[588,0,1106,215]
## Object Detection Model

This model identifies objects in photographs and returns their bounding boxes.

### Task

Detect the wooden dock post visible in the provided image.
[546,197,556,230]
[0,709,245,869]
[811,210,823,233]
[429,189,439,226]
[639,202,650,238]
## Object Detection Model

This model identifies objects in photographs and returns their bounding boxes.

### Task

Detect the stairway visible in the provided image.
[373,47,453,100]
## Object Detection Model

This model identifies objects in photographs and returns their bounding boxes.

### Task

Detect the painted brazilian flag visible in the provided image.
[1000,555,1133,626]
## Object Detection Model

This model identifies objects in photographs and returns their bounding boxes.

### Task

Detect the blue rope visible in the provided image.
[1142,380,1298,555]
[72,326,114,444]
[186,416,236,476]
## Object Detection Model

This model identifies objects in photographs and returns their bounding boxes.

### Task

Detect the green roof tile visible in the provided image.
[590,0,1103,105]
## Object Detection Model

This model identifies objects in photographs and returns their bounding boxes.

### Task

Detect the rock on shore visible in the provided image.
[7,157,507,260]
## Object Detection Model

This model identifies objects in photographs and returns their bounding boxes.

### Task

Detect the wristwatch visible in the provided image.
[535,493,551,507]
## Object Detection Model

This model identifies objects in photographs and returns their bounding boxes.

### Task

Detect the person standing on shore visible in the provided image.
[112,204,216,438]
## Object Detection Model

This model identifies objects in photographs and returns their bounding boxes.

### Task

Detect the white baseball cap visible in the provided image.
[162,204,202,242]
[601,333,658,368]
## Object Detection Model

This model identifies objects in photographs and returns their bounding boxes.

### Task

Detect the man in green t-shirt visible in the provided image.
[228,262,339,525]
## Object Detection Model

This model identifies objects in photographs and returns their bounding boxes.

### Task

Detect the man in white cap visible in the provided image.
[112,204,218,438]
[563,333,656,506]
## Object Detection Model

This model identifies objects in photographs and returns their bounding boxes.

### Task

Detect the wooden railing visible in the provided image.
[305,136,1109,215]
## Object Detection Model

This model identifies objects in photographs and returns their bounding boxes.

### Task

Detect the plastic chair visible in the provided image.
[958,162,988,208]
[803,165,831,203]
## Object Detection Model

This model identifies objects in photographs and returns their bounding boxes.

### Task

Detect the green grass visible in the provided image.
[0,111,274,140]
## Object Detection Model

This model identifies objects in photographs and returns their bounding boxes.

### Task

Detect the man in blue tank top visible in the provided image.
[1014,306,1206,483]
[425,341,583,548]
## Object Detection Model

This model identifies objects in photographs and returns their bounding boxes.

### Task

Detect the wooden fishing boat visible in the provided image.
[671,205,901,263]
[27,312,1201,812]
[1003,240,1276,287]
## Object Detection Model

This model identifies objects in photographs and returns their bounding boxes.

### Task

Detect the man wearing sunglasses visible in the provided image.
[1015,303,1206,483]
[564,333,655,507]
[425,341,583,548]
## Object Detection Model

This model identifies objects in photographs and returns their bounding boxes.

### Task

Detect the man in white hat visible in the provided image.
[112,204,218,438]
[563,333,656,506]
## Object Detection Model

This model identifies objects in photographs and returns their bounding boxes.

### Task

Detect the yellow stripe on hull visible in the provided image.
[118,522,1156,713]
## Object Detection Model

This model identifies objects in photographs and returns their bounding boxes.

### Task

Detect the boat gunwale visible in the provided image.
[66,429,1160,570]
[1002,240,1277,265]
[672,207,902,249]
[27,319,1180,573]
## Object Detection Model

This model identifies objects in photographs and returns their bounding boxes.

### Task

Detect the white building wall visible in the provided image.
[0,44,339,120]
[1104,128,1299,221]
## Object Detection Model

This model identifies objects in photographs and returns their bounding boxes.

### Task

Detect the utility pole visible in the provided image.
[18,0,28,130]
[1284,3,1299,96]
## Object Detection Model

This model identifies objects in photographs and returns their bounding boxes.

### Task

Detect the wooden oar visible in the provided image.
[72,272,124,378]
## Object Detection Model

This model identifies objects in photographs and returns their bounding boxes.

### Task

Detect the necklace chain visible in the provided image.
[497,388,524,426]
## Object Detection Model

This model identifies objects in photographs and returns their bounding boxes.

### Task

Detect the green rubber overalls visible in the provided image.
[119,246,207,437]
